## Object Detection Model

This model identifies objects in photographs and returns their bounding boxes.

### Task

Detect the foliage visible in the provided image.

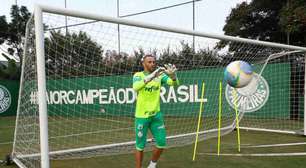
[158,42,221,70]
[0,5,31,80]
[216,0,306,66]
[222,0,306,46]
[0,16,9,44]
[279,0,306,46]
[45,30,104,78]
[0,5,31,58]
[0,59,19,80]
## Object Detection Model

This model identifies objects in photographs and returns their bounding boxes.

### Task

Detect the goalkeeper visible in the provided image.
[133,54,179,168]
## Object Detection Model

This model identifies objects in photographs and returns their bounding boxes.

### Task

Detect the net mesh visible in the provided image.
[13,11,305,167]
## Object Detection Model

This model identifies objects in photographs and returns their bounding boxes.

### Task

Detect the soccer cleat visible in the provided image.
[147,161,157,168]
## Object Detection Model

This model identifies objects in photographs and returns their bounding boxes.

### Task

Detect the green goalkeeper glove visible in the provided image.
[164,63,177,80]
[144,67,165,83]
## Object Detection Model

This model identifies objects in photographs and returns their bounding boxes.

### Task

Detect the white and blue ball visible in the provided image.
[224,60,253,88]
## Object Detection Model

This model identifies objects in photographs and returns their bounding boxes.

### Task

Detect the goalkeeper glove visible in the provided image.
[164,63,177,80]
[144,67,165,83]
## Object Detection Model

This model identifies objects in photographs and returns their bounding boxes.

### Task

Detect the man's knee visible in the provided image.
[155,137,166,148]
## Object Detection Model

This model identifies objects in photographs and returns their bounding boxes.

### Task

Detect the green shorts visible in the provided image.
[135,112,166,151]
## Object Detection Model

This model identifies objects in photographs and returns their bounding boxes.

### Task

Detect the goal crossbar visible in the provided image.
[38,5,306,52]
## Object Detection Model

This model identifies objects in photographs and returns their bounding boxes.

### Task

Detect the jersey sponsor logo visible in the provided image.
[0,85,11,114]
[144,86,159,92]
[225,73,269,113]
[133,76,142,83]
[144,111,156,116]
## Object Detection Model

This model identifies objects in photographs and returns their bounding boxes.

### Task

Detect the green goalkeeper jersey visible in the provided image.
[133,71,179,118]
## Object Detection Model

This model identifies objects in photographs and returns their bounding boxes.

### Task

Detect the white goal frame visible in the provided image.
[15,4,306,168]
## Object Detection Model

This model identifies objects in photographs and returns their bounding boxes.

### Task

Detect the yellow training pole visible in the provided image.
[233,88,241,152]
[192,82,205,161]
[217,81,222,156]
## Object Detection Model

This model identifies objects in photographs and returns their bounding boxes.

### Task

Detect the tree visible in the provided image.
[222,0,306,46]
[45,30,104,78]
[0,5,30,80]
[279,0,306,46]
[218,0,306,70]
[217,0,288,61]
[0,54,19,80]
[0,5,31,59]
[0,16,9,44]
[159,42,220,70]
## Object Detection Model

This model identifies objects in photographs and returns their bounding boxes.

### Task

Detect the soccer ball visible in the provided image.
[224,60,253,88]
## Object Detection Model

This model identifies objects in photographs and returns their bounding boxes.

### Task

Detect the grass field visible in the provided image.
[1,116,306,168]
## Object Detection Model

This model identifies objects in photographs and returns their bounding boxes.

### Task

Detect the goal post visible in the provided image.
[304,52,306,136]
[34,5,50,168]
[13,4,306,168]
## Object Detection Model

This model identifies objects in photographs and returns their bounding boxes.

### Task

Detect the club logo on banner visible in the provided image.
[0,85,11,113]
[225,73,269,113]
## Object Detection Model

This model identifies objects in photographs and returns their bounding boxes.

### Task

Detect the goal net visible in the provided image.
[12,5,306,168]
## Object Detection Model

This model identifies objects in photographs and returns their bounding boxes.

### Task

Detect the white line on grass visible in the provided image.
[0,141,13,145]
[198,152,306,156]
[243,142,306,148]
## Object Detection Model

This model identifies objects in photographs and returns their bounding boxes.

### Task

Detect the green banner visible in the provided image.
[25,63,292,118]
[0,80,19,116]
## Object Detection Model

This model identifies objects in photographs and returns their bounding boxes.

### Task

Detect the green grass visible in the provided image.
[1,116,306,168]
[0,117,15,168]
